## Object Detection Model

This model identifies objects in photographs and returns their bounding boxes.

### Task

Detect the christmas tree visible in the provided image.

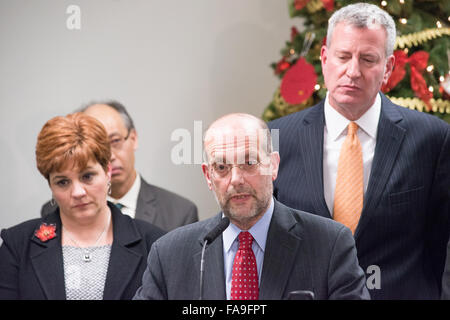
[263,0,450,123]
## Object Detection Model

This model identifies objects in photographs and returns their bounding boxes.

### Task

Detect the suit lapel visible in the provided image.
[355,95,405,238]
[103,204,144,299]
[30,213,66,299]
[193,215,226,300]
[135,177,158,224]
[259,201,303,299]
[298,102,331,218]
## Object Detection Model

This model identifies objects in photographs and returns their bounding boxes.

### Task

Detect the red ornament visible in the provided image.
[35,223,57,242]
[280,58,317,104]
[294,0,309,10]
[381,50,407,92]
[275,57,291,75]
[381,50,432,109]
[322,0,334,11]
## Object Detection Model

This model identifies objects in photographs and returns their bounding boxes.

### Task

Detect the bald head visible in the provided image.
[80,100,135,132]
[83,104,121,131]
[203,113,273,163]
[205,113,269,138]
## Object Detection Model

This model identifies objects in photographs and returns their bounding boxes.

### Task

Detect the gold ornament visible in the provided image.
[388,96,450,114]
[306,0,323,14]
[395,27,450,49]
[273,88,313,116]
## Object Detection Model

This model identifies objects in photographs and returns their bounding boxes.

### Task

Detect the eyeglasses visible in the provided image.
[109,130,131,150]
[210,160,262,178]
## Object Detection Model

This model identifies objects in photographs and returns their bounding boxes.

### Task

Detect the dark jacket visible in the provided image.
[268,93,450,299]
[134,200,369,300]
[0,202,165,299]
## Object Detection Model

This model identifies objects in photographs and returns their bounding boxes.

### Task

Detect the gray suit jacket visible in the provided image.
[133,200,370,300]
[41,177,198,232]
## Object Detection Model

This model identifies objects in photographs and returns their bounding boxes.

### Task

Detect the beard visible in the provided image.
[212,178,273,229]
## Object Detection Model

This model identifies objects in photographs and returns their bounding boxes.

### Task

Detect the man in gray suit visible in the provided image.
[134,113,369,300]
[41,100,198,232]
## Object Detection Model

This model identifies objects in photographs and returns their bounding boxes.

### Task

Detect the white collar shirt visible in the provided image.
[107,173,141,218]
[323,93,381,216]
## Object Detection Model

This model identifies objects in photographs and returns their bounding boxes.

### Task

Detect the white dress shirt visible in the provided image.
[323,93,381,216]
[107,174,141,218]
[222,197,274,300]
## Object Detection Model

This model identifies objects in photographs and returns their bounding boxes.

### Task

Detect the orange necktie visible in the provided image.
[333,122,363,234]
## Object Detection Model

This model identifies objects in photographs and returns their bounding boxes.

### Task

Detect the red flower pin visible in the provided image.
[35,223,57,242]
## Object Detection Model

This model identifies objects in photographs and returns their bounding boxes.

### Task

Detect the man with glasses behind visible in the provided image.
[41,101,198,231]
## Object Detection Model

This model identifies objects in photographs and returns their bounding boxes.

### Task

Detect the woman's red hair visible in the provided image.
[36,112,111,180]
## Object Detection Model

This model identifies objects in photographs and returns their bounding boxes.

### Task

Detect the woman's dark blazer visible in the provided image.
[0,202,165,299]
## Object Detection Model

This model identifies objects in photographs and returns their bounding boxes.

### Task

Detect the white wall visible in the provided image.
[0,0,299,230]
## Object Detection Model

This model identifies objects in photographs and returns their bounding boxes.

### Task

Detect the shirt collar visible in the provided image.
[324,92,381,140]
[222,197,274,253]
[107,173,141,210]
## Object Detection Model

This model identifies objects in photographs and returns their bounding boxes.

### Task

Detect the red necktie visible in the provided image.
[231,231,259,300]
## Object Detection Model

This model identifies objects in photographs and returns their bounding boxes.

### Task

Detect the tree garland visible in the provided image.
[395,27,450,49]
[388,96,450,114]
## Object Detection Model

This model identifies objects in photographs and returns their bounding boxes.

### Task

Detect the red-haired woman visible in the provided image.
[0,113,164,299]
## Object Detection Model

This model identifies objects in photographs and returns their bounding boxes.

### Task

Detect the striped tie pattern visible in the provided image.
[333,122,363,235]
[231,232,259,300]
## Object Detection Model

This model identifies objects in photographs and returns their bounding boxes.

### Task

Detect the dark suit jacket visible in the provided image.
[0,202,165,300]
[133,200,370,300]
[268,93,450,299]
[442,239,450,300]
[41,177,198,232]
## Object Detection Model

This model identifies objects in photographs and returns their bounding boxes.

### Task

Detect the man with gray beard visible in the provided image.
[134,113,369,300]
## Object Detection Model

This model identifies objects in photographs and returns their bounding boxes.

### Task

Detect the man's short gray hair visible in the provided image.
[326,2,396,57]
